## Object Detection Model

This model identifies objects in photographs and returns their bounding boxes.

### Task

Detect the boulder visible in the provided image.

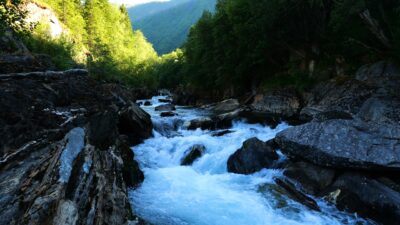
[227,137,278,174]
[181,144,206,166]
[143,101,152,106]
[158,98,172,103]
[184,117,214,130]
[211,130,234,137]
[118,105,153,145]
[275,119,400,170]
[251,89,302,119]
[283,161,335,195]
[155,103,176,111]
[160,111,177,117]
[212,99,240,112]
[323,172,400,225]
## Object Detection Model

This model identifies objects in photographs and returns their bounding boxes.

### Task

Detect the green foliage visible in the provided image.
[129,0,216,54]
[0,0,25,34]
[163,0,400,95]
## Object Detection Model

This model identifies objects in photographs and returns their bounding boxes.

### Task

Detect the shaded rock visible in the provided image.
[313,110,353,122]
[212,99,240,112]
[274,178,320,211]
[160,111,177,117]
[118,105,153,145]
[181,144,206,166]
[227,138,278,174]
[275,119,400,170]
[117,137,144,187]
[184,117,214,130]
[155,103,176,111]
[143,101,151,106]
[251,89,302,118]
[87,111,118,150]
[284,161,335,195]
[322,172,400,225]
[300,80,374,120]
[357,97,400,124]
[355,61,400,96]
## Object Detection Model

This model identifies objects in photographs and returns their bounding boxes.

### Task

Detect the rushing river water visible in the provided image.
[129,96,375,225]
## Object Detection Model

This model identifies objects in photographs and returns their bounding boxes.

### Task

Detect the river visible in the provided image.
[129,96,375,225]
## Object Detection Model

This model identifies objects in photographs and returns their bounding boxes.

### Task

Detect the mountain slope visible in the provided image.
[128,0,216,54]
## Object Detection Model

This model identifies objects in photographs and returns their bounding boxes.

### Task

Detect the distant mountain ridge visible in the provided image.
[128,0,217,54]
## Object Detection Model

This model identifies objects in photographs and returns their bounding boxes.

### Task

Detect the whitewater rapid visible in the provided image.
[129,96,374,225]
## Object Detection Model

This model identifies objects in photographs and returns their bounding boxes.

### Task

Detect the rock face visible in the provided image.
[0,70,152,225]
[212,99,240,112]
[118,105,153,145]
[155,103,176,111]
[251,89,302,119]
[300,80,374,120]
[227,138,278,174]
[181,144,206,166]
[275,119,400,170]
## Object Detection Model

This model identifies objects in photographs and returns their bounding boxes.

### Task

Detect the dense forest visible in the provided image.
[128,0,216,54]
[151,0,400,96]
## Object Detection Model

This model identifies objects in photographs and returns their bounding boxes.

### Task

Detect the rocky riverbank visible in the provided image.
[172,61,400,224]
[0,69,153,224]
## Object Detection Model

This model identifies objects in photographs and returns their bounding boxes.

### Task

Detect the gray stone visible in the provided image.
[275,119,400,170]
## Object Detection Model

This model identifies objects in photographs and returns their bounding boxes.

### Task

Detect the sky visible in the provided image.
[109,0,170,7]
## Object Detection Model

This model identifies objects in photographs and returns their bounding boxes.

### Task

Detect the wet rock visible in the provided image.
[158,98,172,103]
[274,178,320,211]
[143,101,152,106]
[181,144,206,166]
[155,103,176,111]
[184,117,214,130]
[275,119,400,170]
[322,172,400,225]
[284,161,335,195]
[117,137,144,187]
[118,105,153,145]
[227,138,278,174]
[160,111,177,117]
[211,130,234,137]
[212,99,240,112]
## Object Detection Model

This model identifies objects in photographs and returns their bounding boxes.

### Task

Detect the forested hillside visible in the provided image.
[128,0,216,54]
[150,0,400,97]
[1,0,157,83]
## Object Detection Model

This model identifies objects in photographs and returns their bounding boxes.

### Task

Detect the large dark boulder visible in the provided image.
[275,119,400,170]
[155,103,176,111]
[227,138,278,174]
[323,173,400,225]
[357,97,400,124]
[181,144,206,166]
[118,105,153,145]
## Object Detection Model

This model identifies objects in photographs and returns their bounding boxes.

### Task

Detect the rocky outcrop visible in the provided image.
[300,80,374,120]
[0,70,152,225]
[275,119,400,170]
[227,138,278,174]
[181,144,206,166]
[118,105,153,145]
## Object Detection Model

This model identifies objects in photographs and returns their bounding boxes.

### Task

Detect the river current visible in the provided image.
[129,96,375,225]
